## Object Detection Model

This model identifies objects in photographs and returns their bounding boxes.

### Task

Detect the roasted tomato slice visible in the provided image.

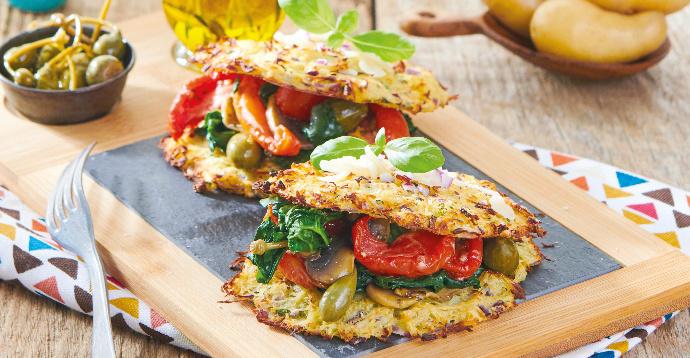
[352,216,455,279]
[369,104,410,142]
[276,86,327,121]
[167,72,237,140]
[277,251,320,290]
[233,76,302,156]
[443,238,483,281]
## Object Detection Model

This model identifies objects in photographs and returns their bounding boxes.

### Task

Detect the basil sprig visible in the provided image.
[310,128,444,173]
[278,0,415,62]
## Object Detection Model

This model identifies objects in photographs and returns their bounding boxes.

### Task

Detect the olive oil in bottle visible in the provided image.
[163,0,284,68]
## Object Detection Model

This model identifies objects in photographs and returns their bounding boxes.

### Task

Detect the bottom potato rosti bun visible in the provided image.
[159,128,280,197]
[223,232,542,343]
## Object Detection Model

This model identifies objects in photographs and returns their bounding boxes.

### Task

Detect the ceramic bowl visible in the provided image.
[0,26,135,125]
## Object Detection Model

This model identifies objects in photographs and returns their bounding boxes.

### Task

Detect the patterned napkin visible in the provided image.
[1,143,689,357]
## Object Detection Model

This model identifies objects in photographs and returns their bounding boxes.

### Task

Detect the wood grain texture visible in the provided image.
[0,0,689,357]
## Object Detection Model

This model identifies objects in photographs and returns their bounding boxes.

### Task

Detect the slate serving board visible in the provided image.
[85,134,620,358]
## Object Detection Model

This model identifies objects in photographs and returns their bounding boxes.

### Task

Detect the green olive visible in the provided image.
[13,68,36,87]
[59,66,87,89]
[226,133,262,169]
[85,55,123,86]
[5,46,36,71]
[93,33,126,59]
[35,66,60,90]
[71,52,92,69]
[35,44,61,70]
[318,274,356,322]
[327,99,369,133]
[482,237,520,276]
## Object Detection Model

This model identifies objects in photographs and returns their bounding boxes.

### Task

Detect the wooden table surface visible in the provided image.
[1,0,688,357]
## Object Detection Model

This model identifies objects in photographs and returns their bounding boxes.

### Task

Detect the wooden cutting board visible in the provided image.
[1,12,689,358]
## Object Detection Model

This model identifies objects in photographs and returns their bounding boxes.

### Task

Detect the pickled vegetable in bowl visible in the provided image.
[4,11,127,91]
[0,25,135,124]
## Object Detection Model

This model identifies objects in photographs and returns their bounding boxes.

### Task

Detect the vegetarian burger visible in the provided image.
[159,31,455,197]
[224,133,545,342]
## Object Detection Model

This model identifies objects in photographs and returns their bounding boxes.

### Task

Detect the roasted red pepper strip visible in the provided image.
[233,76,301,156]
[276,86,327,121]
[443,238,483,281]
[369,104,410,142]
[352,216,455,279]
[167,72,237,140]
[277,251,320,290]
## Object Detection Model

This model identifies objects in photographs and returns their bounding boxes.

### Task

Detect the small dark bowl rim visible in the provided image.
[0,25,136,95]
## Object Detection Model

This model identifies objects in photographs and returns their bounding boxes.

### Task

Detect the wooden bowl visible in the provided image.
[401,11,671,81]
[0,26,136,125]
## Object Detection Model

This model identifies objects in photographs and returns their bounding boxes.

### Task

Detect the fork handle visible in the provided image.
[84,252,117,358]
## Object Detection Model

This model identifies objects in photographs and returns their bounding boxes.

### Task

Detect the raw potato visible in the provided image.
[585,0,690,14]
[483,0,544,38]
[530,0,667,63]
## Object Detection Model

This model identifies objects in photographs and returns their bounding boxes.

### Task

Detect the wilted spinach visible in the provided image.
[194,110,238,152]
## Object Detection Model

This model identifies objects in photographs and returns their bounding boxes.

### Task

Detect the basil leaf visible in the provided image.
[278,0,335,34]
[258,82,279,106]
[350,30,416,62]
[326,32,345,49]
[310,136,369,170]
[384,137,444,173]
[303,101,344,146]
[375,127,386,149]
[202,110,238,152]
[335,9,358,34]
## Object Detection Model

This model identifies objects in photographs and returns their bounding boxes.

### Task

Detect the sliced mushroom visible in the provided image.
[304,238,355,285]
[265,94,314,150]
[221,96,239,127]
[368,217,390,242]
[366,284,420,309]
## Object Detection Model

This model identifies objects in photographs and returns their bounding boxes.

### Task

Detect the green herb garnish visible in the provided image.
[310,128,444,173]
[278,0,415,62]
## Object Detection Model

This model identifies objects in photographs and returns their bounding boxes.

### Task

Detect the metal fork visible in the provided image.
[46,143,116,358]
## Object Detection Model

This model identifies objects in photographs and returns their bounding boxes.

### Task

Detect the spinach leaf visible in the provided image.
[250,218,288,284]
[259,82,279,106]
[259,195,290,208]
[303,102,344,146]
[198,110,238,153]
[388,222,408,243]
[356,265,484,293]
[250,202,344,283]
[402,112,418,134]
[282,206,336,252]
[270,149,313,169]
